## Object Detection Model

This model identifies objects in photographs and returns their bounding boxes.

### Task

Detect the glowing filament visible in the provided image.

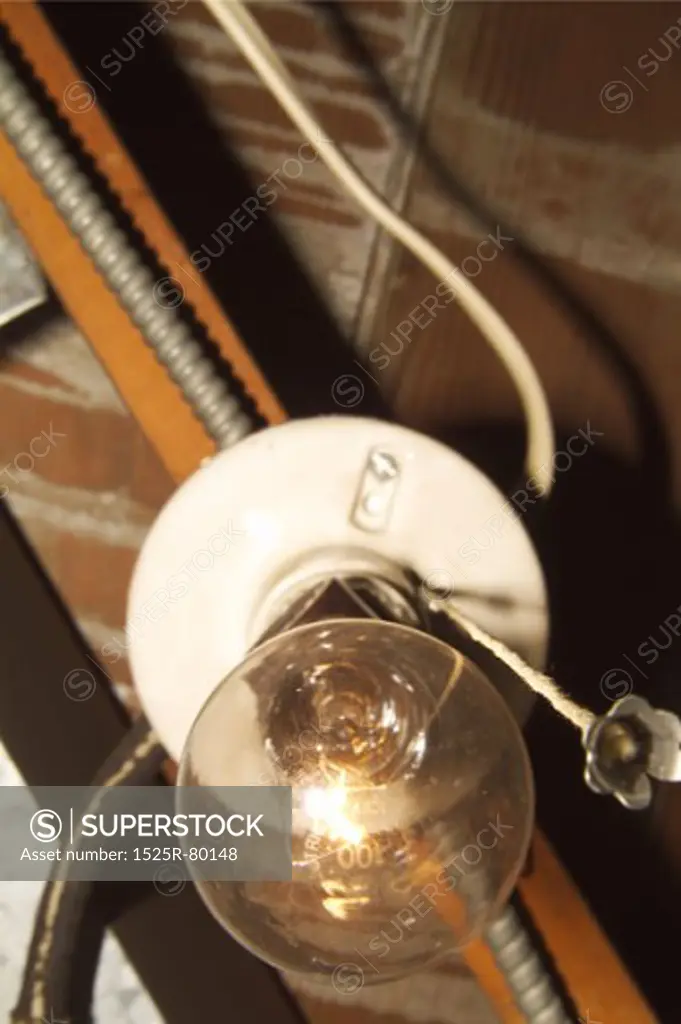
[303,781,365,845]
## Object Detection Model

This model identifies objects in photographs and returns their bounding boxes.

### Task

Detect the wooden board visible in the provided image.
[0,0,285,485]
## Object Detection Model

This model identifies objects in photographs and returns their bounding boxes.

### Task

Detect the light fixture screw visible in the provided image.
[369,450,399,481]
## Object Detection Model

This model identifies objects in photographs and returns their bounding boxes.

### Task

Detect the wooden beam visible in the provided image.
[519,830,656,1023]
[0,0,285,487]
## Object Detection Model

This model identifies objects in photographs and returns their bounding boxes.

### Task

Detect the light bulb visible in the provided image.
[177,618,533,984]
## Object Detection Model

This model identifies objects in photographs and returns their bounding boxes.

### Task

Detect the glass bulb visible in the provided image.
[177,618,533,984]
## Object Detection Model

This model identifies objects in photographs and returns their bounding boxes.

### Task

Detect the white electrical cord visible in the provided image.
[200,0,556,496]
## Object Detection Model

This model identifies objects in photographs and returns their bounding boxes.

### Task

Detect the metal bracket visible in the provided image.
[0,198,46,328]
[350,448,401,533]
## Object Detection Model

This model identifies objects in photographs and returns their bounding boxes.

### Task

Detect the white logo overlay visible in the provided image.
[30,809,63,844]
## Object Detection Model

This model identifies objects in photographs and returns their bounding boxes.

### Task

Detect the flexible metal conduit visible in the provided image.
[486,904,574,1024]
[0,47,252,449]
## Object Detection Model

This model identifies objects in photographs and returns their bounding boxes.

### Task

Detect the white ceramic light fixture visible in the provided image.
[127,415,549,980]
